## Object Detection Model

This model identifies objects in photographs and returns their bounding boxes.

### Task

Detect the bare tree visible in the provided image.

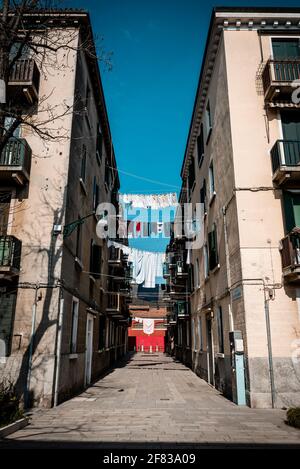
[0,0,111,153]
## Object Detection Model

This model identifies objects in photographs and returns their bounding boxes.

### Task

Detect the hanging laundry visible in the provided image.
[108,241,166,288]
[150,222,157,235]
[164,222,171,238]
[143,318,155,335]
[120,193,178,209]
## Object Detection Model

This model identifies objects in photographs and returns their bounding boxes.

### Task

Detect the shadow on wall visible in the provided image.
[3,180,66,408]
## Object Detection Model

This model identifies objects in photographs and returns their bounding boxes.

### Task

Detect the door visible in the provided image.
[272,39,300,82]
[283,192,300,232]
[281,111,300,165]
[206,316,214,385]
[85,314,94,386]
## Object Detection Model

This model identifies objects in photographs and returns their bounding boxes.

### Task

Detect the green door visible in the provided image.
[283,192,300,232]
[272,39,300,82]
[281,111,300,165]
[272,39,300,60]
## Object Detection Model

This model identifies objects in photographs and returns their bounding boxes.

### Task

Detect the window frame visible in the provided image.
[205,100,213,143]
[70,297,79,354]
[217,306,224,354]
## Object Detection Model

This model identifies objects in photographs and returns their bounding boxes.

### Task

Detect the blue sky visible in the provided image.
[68,0,300,251]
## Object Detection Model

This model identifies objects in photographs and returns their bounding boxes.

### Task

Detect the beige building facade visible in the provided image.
[167,7,300,408]
[0,11,130,407]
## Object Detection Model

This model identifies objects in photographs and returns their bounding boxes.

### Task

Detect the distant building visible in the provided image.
[0,10,131,407]
[128,305,167,353]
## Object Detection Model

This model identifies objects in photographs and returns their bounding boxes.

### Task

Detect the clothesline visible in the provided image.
[119,192,178,209]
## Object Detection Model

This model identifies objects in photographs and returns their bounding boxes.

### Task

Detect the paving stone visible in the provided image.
[2,353,300,447]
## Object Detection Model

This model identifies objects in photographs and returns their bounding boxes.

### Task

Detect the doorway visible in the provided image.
[206,315,214,385]
[85,314,94,386]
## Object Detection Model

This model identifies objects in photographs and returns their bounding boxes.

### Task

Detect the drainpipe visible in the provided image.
[222,205,234,331]
[25,284,39,408]
[53,289,64,407]
[264,291,276,409]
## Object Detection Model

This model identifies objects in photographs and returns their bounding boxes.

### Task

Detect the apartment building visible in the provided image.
[165,7,300,408]
[0,10,131,407]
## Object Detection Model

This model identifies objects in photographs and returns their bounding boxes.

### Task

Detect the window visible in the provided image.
[92,176,100,212]
[200,179,207,215]
[4,117,20,138]
[80,144,86,183]
[188,156,196,197]
[189,264,194,293]
[0,284,17,356]
[70,298,79,354]
[198,317,203,351]
[90,241,102,279]
[98,314,106,350]
[205,100,212,142]
[197,123,204,167]
[208,224,218,271]
[96,126,103,164]
[209,162,215,199]
[283,191,300,232]
[186,321,190,347]
[0,192,11,236]
[272,39,300,60]
[192,319,196,351]
[203,244,209,279]
[217,306,224,354]
[178,323,183,346]
[75,215,82,260]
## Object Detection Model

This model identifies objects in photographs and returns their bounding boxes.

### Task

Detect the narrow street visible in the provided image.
[2,353,300,448]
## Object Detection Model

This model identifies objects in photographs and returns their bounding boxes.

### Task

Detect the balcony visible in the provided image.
[106,292,121,315]
[175,260,188,279]
[262,59,300,103]
[0,236,21,278]
[271,140,300,185]
[108,246,122,266]
[0,138,32,185]
[176,300,189,319]
[280,231,300,281]
[8,59,40,106]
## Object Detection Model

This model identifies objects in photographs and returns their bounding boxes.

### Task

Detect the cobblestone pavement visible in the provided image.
[2,353,300,448]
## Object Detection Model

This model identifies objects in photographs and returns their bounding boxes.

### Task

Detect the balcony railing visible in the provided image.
[0,235,21,274]
[8,59,40,105]
[0,138,32,184]
[106,292,121,314]
[108,246,122,265]
[175,260,188,277]
[280,231,300,280]
[262,59,300,102]
[270,140,300,184]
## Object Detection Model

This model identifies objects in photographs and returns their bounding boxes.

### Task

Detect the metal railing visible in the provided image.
[0,138,32,175]
[270,140,300,173]
[280,232,300,270]
[9,58,40,91]
[262,59,300,96]
[107,292,120,311]
[0,236,21,270]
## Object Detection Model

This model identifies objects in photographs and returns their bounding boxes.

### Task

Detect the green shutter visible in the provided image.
[272,40,300,60]
[282,191,300,232]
